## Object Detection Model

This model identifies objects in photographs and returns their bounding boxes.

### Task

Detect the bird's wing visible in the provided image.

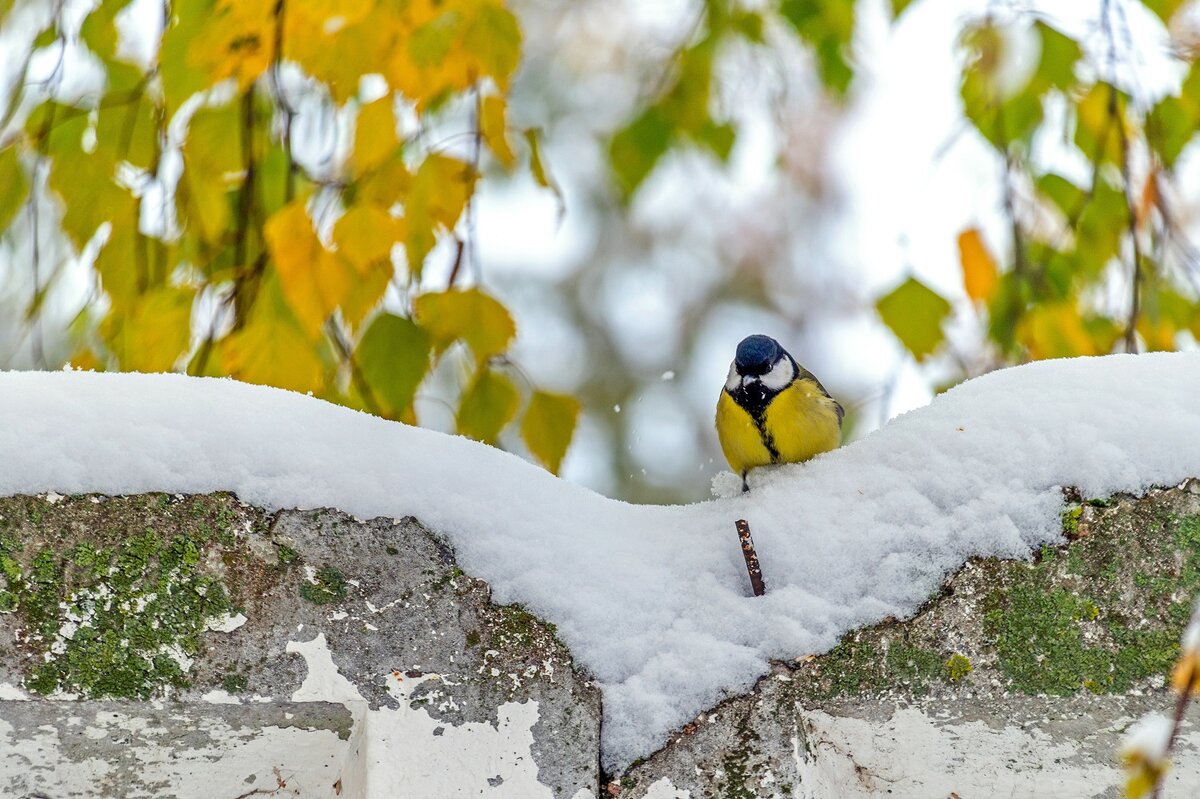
[795,366,844,425]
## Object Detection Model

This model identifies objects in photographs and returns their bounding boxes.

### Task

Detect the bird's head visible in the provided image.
[725,334,796,409]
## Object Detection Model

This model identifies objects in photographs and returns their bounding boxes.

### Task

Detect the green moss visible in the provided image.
[492,604,556,646]
[222,672,249,693]
[275,544,300,566]
[884,643,941,696]
[986,511,1200,694]
[944,653,972,682]
[465,630,481,648]
[385,545,399,556]
[299,565,347,605]
[1062,506,1083,537]
[718,715,760,799]
[0,493,266,700]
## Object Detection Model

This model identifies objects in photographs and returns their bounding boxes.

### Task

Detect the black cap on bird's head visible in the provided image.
[735,335,784,376]
[726,334,796,413]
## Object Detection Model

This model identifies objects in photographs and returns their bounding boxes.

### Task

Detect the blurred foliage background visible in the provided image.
[0,0,1199,502]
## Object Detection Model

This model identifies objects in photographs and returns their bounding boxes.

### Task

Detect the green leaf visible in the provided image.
[457,368,520,444]
[39,108,127,247]
[1148,95,1192,167]
[890,0,915,18]
[1142,0,1186,24]
[1033,21,1079,92]
[779,0,855,97]
[731,10,765,42]
[1075,178,1126,275]
[0,147,28,232]
[1035,173,1085,217]
[101,285,194,372]
[521,390,580,474]
[180,100,243,241]
[97,93,158,170]
[80,0,126,62]
[875,276,952,361]
[356,313,431,417]
[33,24,57,49]
[93,199,144,308]
[609,106,673,197]
[414,288,516,365]
[159,0,210,116]
[693,119,736,161]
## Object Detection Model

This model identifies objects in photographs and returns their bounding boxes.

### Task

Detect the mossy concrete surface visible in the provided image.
[0,493,600,798]
[617,480,1200,798]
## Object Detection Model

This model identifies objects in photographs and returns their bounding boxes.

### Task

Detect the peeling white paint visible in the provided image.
[283,632,562,797]
[286,633,366,706]
[794,706,1200,798]
[204,612,248,633]
[200,689,241,705]
[0,684,27,700]
[643,777,691,798]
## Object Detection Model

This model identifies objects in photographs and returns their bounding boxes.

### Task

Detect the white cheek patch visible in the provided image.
[724,362,740,392]
[761,357,795,391]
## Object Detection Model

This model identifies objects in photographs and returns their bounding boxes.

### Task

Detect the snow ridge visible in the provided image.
[1,353,1198,768]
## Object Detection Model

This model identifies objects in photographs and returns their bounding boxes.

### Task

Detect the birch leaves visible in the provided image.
[0,0,577,473]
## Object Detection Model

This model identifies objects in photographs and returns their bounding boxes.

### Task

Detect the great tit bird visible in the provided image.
[716,334,843,491]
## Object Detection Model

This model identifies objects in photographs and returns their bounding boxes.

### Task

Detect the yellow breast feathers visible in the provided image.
[716,376,842,478]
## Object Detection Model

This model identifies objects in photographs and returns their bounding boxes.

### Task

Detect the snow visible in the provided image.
[2,353,1200,768]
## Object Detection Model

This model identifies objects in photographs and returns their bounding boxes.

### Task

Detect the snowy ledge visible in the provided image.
[1,353,1199,768]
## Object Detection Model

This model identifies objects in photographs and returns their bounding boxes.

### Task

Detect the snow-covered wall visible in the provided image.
[1,354,1199,770]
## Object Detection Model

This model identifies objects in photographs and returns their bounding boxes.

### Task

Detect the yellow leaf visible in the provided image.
[957,228,999,303]
[353,96,399,175]
[357,157,412,207]
[405,154,473,276]
[264,202,353,336]
[1017,303,1109,359]
[334,204,403,274]
[284,5,394,103]
[521,390,580,474]
[414,287,514,364]
[186,0,275,93]
[221,275,328,393]
[457,367,520,444]
[1138,317,1175,352]
[341,260,393,329]
[1171,650,1200,693]
[385,0,521,108]
[102,286,195,372]
[480,95,515,168]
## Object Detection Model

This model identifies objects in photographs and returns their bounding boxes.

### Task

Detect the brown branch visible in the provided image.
[735,519,765,597]
[1114,88,1142,353]
[269,0,296,203]
[230,89,261,329]
[325,318,384,417]
[1152,681,1194,799]
[448,83,484,289]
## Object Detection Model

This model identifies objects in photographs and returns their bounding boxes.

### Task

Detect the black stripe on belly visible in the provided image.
[728,387,781,463]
